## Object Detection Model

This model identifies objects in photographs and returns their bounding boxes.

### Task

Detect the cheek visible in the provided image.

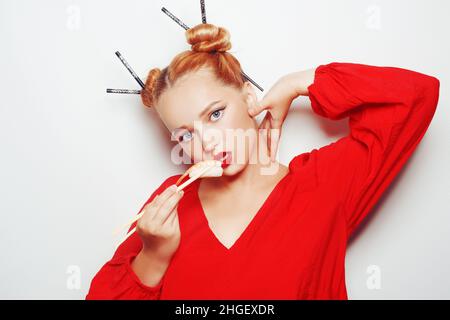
[183,138,205,163]
[177,105,254,163]
[218,105,254,134]
[216,109,256,157]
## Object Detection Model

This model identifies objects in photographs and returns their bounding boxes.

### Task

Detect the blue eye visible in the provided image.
[177,106,225,143]
[179,131,193,143]
[210,107,225,122]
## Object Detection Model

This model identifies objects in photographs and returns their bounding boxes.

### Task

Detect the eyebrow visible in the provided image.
[172,99,222,133]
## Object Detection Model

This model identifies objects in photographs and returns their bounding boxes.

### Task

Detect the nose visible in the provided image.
[202,136,217,153]
[200,125,223,157]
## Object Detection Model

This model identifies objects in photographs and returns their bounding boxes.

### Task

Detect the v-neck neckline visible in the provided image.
[193,167,292,254]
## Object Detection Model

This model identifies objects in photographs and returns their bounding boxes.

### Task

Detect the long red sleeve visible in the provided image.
[85,175,179,300]
[300,62,440,239]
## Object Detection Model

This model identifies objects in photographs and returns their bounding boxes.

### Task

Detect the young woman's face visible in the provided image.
[154,68,260,176]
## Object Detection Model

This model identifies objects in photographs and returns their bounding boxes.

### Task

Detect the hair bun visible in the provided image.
[186,23,232,53]
[140,68,161,108]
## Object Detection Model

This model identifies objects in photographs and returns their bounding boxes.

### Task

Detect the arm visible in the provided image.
[290,62,440,238]
[85,176,179,300]
[130,246,171,289]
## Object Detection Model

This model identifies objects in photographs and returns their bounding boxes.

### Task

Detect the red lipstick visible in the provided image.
[214,151,232,169]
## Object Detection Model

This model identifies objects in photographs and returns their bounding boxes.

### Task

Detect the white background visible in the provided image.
[0,0,449,299]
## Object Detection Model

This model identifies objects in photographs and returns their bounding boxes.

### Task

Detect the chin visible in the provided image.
[221,162,247,176]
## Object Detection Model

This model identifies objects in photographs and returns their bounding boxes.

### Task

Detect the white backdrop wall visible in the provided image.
[0,0,449,299]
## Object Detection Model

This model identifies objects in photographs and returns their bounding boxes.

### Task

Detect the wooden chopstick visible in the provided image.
[176,164,212,192]
[112,207,148,236]
[111,166,197,236]
[113,165,214,247]
[115,226,136,250]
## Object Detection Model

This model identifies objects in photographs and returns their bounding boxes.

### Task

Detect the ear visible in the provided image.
[242,81,258,110]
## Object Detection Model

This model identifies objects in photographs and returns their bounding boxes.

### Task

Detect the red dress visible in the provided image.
[86,62,440,300]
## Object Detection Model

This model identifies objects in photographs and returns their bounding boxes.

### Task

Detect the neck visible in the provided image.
[201,129,285,193]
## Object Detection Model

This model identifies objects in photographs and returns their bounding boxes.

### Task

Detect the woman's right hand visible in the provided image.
[136,184,184,262]
[247,68,316,162]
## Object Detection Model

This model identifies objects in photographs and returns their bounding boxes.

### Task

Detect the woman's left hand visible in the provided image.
[248,69,316,162]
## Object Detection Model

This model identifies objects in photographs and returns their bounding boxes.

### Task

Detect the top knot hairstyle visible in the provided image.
[140,23,246,108]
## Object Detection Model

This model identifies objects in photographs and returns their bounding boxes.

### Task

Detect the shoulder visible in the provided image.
[289,137,360,190]
[288,150,315,173]
[288,139,348,189]
[289,137,353,172]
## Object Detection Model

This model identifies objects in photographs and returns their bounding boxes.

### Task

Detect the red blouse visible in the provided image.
[86,62,440,300]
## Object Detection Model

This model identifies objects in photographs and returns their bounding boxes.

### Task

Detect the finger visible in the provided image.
[258,111,271,130]
[137,203,159,228]
[166,206,179,226]
[169,214,180,232]
[145,185,177,223]
[155,191,182,225]
[269,112,284,129]
[132,197,158,229]
[269,114,284,162]
[170,210,179,227]
[135,194,159,217]
[261,112,272,161]
[257,112,269,146]
[153,190,184,224]
[153,184,177,209]
[270,113,286,162]
[249,98,270,117]
[143,194,160,212]
[162,192,183,225]
[269,126,282,162]
[268,118,273,159]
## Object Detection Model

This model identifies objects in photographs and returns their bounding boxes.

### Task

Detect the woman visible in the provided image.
[86,23,440,299]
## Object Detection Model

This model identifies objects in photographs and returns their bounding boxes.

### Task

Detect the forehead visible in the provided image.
[156,68,240,131]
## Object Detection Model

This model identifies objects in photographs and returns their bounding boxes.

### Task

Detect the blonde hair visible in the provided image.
[140,23,246,108]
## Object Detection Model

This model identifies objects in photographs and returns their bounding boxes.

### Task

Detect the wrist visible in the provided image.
[140,245,171,267]
[130,247,171,287]
[286,68,316,97]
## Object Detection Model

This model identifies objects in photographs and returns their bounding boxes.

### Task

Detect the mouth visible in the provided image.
[213,151,232,168]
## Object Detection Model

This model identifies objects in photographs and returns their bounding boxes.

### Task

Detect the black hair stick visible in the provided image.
[115,51,145,89]
[241,71,264,92]
[106,88,141,94]
[161,6,264,92]
[200,0,207,23]
[161,7,189,30]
